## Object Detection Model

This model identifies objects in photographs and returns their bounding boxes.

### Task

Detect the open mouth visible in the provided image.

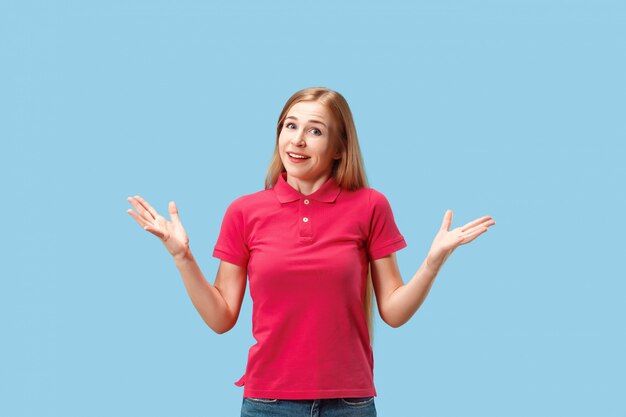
[287,152,310,160]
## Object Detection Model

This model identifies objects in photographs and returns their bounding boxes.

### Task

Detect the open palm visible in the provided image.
[426,209,496,269]
[127,195,190,259]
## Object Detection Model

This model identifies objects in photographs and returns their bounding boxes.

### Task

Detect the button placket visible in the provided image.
[299,197,313,238]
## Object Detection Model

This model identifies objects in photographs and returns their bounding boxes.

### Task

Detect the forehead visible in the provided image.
[286,101,332,124]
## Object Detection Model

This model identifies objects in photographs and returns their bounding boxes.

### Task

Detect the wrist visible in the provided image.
[173,246,192,264]
[425,253,444,272]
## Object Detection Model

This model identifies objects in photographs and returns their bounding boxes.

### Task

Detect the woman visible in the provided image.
[127,87,496,416]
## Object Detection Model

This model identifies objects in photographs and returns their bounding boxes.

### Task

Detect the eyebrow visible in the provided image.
[285,116,327,128]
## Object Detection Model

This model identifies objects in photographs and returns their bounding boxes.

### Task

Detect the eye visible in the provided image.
[284,122,296,129]
[310,128,322,136]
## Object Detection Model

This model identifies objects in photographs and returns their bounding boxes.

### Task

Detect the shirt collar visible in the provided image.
[273,172,342,204]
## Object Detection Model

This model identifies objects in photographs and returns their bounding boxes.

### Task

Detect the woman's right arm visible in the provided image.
[174,251,246,334]
[127,195,246,334]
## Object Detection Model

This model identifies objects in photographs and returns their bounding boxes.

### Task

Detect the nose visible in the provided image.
[290,129,305,146]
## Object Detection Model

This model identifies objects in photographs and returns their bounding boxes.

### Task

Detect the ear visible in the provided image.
[332,147,343,160]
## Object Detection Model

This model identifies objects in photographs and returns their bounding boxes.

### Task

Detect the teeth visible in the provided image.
[288,153,308,159]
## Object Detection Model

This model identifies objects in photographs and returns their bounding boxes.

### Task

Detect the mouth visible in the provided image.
[287,152,310,160]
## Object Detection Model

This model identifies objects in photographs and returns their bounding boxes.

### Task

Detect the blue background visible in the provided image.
[1,1,624,416]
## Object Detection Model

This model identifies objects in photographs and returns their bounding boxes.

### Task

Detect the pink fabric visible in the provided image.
[213,172,407,400]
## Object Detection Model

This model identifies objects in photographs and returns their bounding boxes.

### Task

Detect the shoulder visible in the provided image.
[338,187,395,218]
[343,187,391,207]
[223,188,275,213]
[367,188,391,204]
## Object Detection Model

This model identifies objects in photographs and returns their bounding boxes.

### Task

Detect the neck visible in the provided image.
[285,173,331,196]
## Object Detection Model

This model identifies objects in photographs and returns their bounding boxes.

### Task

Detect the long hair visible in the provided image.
[264,87,377,346]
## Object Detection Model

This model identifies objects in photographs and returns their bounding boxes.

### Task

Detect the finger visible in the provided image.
[169,201,180,223]
[441,209,453,232]
[144,224,166,240]
[462,220,496,236]
[127,196,154,221]
[127,208,151,229]
[459,227,488,244]
[132,195,159,220]
[461,215,493,232]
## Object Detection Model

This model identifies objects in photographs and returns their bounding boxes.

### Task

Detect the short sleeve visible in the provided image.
[366,189,407,261]
[212,199,250,268]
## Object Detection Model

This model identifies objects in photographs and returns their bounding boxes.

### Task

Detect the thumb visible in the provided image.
[441,209,453,231]
[169,201,180,223]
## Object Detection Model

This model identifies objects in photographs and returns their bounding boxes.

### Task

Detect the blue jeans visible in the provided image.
[240,397,376,417]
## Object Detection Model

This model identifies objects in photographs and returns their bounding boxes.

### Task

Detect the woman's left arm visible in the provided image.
[371,209,495,328]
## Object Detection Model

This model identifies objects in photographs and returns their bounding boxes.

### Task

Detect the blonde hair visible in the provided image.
[264,87,376,346]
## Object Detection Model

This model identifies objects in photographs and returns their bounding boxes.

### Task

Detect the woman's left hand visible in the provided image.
[426,210,496,270]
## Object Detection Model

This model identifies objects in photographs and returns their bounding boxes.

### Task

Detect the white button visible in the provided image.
[302,217,309,222]
[303,199,310,205]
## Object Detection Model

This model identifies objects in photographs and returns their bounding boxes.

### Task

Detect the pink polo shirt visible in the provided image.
[212,172,407,400]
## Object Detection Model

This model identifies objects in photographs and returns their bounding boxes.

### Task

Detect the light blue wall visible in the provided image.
[1,1,624,416]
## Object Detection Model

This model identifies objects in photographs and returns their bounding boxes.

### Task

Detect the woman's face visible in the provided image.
[278,100,341,186]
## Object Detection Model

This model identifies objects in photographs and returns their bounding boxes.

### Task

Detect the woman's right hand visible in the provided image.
[127,195,190,260]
